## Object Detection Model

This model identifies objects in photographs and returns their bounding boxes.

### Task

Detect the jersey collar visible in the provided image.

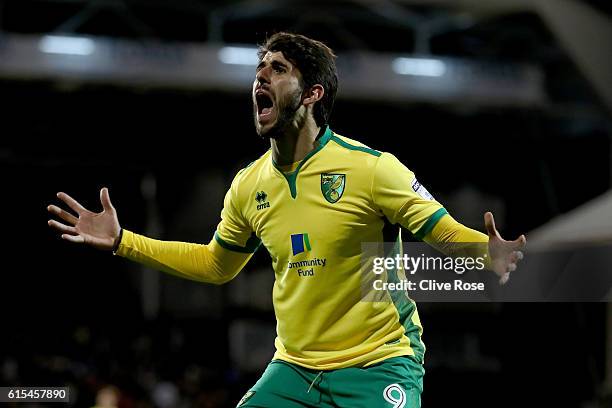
[271,125,333,199]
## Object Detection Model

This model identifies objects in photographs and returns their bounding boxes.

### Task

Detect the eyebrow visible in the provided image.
[272,60,288,70]
[256,59,289,72]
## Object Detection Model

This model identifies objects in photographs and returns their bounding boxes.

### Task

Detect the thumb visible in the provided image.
[100,187,114,211]
[484,212,498,237]
[513,234,527,249]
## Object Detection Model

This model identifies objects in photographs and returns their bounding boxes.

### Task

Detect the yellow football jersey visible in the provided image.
[215,126,447,370]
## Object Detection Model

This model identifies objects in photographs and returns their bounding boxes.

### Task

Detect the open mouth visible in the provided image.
[256,91,274,121]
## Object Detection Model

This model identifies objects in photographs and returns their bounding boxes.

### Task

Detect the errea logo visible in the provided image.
[255,191,270,210]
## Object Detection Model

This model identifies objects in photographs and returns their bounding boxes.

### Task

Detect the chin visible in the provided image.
[257,122,281,140]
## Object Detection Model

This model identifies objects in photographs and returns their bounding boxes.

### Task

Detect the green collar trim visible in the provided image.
[272,126,333,199]
[330,135,381,157]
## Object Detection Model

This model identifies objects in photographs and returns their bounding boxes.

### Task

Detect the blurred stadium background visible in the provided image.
[0,0,611,406]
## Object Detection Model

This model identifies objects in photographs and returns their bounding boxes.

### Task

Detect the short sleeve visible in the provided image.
[372,152,448,240]
[214,174,261,253]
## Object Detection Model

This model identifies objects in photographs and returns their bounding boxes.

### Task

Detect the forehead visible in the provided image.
[259,51,295,69]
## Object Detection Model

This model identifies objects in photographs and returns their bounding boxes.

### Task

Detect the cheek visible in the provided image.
[288,77,302,91]
[280,80,302,99]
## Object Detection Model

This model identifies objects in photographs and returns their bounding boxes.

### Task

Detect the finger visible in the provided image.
[484,212,499,237]
[509,251,524,264]
[47,204,78,225]
[61,234,85,244]
[513,234,527,249]
[499,272,510,285]
[57,192,86,215]
[507,263,517,273]
[48,219,78,235]
[100,187,114,211]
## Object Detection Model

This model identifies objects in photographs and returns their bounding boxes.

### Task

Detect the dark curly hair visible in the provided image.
[258,32,338,128]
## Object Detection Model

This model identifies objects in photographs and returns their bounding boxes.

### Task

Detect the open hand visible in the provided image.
[484,212,526,285]
[47,187,121,251]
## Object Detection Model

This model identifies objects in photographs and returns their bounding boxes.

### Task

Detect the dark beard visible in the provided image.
[254,89,303,140]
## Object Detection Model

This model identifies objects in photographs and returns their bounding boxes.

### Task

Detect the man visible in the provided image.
[48,32,525,407]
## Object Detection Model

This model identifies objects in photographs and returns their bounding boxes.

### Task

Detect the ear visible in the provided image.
[302,84,325,107]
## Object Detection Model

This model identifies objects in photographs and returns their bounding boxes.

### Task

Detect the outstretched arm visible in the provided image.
[115,230,251,284]
[424,212,526,284]
[47,188,252,284]
[369,152,526,284]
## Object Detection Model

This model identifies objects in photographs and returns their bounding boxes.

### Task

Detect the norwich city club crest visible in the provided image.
[321,173,346,203]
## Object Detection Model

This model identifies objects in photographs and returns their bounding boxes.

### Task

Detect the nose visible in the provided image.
[256,66,270,86]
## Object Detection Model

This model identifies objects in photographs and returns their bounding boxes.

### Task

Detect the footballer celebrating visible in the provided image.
[48,33,526,407]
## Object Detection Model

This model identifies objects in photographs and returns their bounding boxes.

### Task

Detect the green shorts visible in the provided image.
[236,356,424,408]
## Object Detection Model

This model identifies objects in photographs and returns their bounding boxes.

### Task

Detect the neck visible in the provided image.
[271,119,323,166]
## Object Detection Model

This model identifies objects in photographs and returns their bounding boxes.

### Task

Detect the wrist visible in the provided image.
[112,228,123,253]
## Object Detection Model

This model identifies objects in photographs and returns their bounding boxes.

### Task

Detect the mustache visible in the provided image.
[254,91,304,139]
